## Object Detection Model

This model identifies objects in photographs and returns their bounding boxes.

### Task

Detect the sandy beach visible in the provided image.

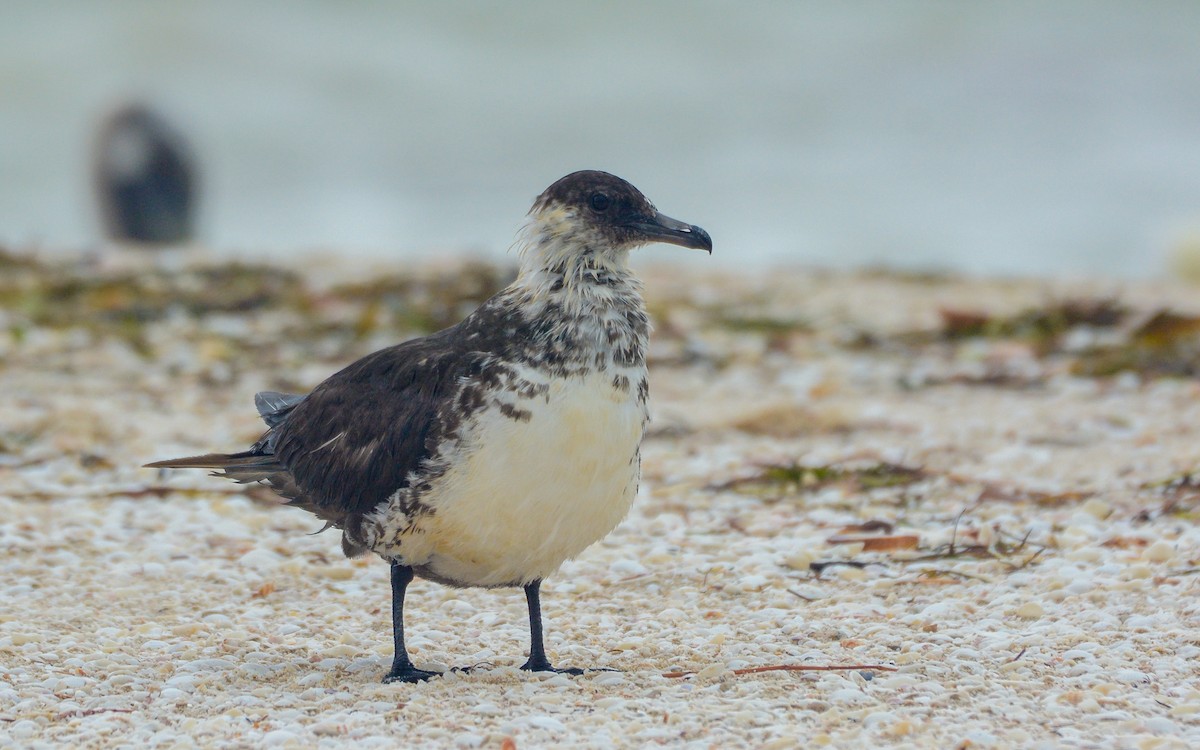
[2,250,1199,748]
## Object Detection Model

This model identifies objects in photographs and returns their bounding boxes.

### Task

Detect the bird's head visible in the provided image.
[517,171,711,277]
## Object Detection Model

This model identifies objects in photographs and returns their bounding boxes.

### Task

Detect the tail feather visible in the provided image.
[145,450,294,500]
[144,451,266,470]
[254,391,305,428]
[145,447,355,551]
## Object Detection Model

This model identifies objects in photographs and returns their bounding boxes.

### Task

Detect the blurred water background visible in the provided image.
[2,1,1199,277]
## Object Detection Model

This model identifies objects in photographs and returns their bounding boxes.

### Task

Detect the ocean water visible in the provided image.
[2,1,1199,276]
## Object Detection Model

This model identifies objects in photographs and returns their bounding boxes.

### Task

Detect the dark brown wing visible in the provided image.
[264,325,488,529]
[147,296,525,556]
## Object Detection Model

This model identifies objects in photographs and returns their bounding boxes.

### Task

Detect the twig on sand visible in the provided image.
[54,707,136,720]
[10,485,256,501]
[662,663,898,679]
[786,587,817,602]
[11,484,276,504]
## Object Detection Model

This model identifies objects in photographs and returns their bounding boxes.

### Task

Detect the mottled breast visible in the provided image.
[376,363,647,588]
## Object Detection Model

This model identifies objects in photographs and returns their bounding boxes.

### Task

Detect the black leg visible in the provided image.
[382,563,439,683]
[519,580,583,675]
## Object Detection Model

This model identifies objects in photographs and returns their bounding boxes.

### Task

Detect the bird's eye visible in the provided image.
[590,193,610,212]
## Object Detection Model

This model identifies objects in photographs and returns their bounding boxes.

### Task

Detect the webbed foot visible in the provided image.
[519,656,585,675]
[382,664,441,684]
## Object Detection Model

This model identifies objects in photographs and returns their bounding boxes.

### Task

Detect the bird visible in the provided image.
[146,170,712,683]
[92,103,197,245]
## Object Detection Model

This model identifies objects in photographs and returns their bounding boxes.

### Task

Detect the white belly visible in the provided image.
[403,370,645,587]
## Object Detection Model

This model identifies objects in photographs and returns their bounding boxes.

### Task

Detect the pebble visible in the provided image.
[165,675,197,691]
[964,730,999,747]
[180,658,235,673]
[835,566,868,582]
[592,672,625,687]
[1067,548,1103,563]
[782,551,816,570]
[239,548,284,571]
[1124,614,1157,630]
[1081,498,1111,520]
[863,711,896,728]
[262,730,301,747]
[737,574,771,592]
[526,716,567,732]
[9,719,38,739]
[311,722,345,736]
[315,566,355,580]
[1015,601,1044,619]
[1065,577,1094,595]
[1143,717,1179,735]
[1142,541,1175,563]
[829,688,871,705]
[241,663,275,678]
[1126,564,1154,580]
[609,559,648,577]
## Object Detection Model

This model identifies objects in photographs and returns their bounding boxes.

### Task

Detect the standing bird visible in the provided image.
[92,103,197,245]
[147,171,712,682]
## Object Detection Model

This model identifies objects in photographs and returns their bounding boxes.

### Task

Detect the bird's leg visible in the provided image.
[519,580,583,675]
[382,562,439,683]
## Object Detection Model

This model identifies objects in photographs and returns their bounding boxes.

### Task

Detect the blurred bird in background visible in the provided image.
[92,103,197,246]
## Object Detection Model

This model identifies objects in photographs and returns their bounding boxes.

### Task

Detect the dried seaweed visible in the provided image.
[936,298,1126,347]
[1135,472,1200,522]
[808,515,1046,580]
[325,262,512,335]
[900,298,1200,379]
[0,246,45,272]
[710,313,811,336]
[0,253,515,364]
[717,461,927,501]
[1072,310,1200,377]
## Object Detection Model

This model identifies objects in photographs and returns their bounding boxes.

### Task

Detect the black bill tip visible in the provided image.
[628,212,713,253]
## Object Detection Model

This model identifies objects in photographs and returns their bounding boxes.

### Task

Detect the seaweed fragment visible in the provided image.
[808,516,1045,581]
[325,261,512,335]
[1135,472,1200,522]
[717,461,927,501]
[937,298,1126,345]
[0,253,517,364]
[1072,310,1200,377]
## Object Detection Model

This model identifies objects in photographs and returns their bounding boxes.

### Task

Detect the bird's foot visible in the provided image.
[382,664,441,684]
[520,656,585,676]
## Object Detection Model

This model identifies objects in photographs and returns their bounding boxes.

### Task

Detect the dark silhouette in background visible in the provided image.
[92,103,197,245]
